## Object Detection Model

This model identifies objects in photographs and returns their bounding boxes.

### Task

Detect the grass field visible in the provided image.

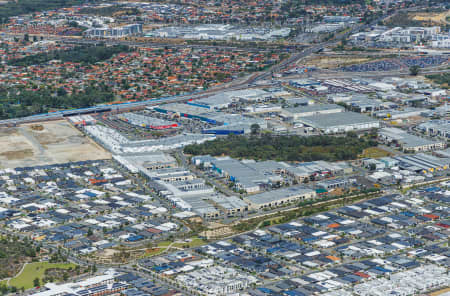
[142,248,166,258]
[140,237,207,259]
[172,237,206,249]
[8,262,76,290]
[359,147,392,158]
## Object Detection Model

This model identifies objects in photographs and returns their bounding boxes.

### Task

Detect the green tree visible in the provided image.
[409,65,420,76]
[250,123,261,135]
[33,277,40,287]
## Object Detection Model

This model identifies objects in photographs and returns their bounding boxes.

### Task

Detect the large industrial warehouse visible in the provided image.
[295,112,380,134]
[244,186,316,210]
[280,104,344,121]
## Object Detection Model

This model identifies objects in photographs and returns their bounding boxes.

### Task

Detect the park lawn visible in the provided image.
[141,237,207,258]
[359,147,392,158]
[172,237,206,249]
[141,248,166,258]
[8,262,76,290]
[157,241,172,247]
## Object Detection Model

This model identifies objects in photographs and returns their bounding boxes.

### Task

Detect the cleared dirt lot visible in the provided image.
[0,120,111,169]
[303,55,374,69]
[412,10,450,25]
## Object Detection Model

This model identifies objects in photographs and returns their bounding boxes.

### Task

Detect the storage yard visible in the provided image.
[0,121,110,168]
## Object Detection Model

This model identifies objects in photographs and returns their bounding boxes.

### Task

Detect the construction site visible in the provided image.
[0,120,111,168]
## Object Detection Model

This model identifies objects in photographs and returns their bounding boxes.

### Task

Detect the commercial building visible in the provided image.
[245,104,282,114]
[154,103,219,124]
[146,24,290,41]
[68,115,97,126]
[317,178,350,191]
[379,127,445,152]
[296,112,380,134]
[285,161,352,182]
[31,270,121,296]
[193,156,288,193]
[245,186,316,210]
[117,113,178,130]
[281,104,344,121]
[431,38,450,48]
[224,89,272,102]
[113,153,177,173]
[155,102,267,135]
[176,265,258,295]
[84,23,143,38]
[393,153,450,173]
[188,93,234,109]
[417,120,450,139]
[209,194,248,217]
[289,79,321,88]
[201,114,267,135]
[373,108,427,120]
[333,94,392,113]
[116,153,249,219]
[378,26,441,43]
[85,125,215,154]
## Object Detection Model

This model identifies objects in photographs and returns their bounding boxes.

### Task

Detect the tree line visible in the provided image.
[9,45,131,67]
[184,133,377,162]
[0,85,114,119]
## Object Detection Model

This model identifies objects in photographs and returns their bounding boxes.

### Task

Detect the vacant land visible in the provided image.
[385,10,450,27]
[359,147,392,159]
[0,120,110,168]
[430,287,450,296]
[412,10,450,25]
[8,262,76,290]
[304,55,374,69]
[172,237,206,249]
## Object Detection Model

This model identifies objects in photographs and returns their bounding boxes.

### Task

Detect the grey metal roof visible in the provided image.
[298,112,379,128]
[283,104,344,114]
[246,186,315,205]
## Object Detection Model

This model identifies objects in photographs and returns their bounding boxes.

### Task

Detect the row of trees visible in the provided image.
[9,45,131,67]
[184,133,377,162]
[0,85,114,119]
